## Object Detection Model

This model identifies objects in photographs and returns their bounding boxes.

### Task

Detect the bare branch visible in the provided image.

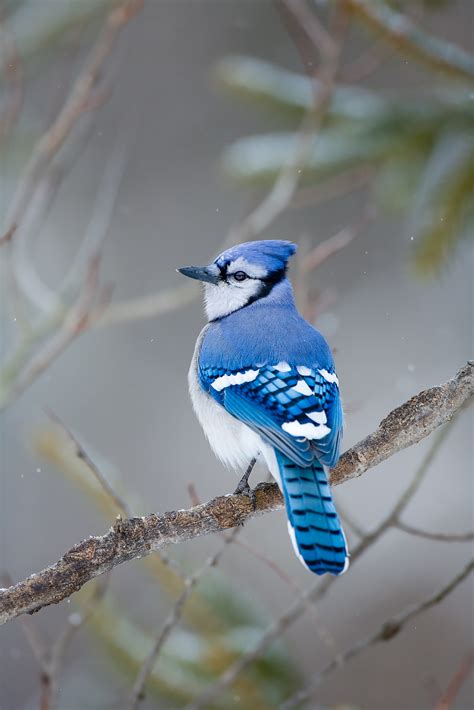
[290,165,374,209]
[338,36,392,83]
[46,411,132,518]
[40,574,111,710]
[0,363,471,627]
[43,413,184,581]
[343,0,474,82]
[0,139,131,411]
[336,504,366,539]
[1,0,143,245]
[282,560,474,709]
[128,527,241,709]
[0,572,47,670]
[435,653,474,710]
[281,0,338,61]
[225,0,347,247]
[395,522,474,543]
[0,13,23,142]
[92,283,198,329]
[299,205,375,274]
[0,255,109,409]
[331,362,473,487]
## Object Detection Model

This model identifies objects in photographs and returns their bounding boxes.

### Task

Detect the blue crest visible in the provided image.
[215,240,297,274]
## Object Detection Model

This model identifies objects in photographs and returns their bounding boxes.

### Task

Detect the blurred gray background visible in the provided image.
[0,1,472,709]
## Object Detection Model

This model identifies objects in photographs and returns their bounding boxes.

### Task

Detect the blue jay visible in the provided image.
[178,240,348,575]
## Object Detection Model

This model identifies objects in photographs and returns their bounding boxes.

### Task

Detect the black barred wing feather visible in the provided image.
[201,362,343,469]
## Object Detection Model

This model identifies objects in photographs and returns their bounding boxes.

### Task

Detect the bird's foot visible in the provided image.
[233,478,257,511]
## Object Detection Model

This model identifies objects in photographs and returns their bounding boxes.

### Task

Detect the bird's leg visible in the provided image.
[234,457,258,509]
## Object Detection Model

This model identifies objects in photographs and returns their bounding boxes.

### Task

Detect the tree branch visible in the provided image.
[128,526,241,709]
[395,521,474,543]
[1,0,143,245]
[0,362,472,626]
[282,560,474,709]
[435,652,474,710]
[343,0,474,82]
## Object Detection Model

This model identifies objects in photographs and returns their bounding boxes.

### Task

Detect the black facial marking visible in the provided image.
[217,261,229,280]
[245,266,286,306]
[209,263,287,322]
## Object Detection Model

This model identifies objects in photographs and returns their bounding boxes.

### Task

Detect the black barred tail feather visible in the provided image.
[275,450,349,575]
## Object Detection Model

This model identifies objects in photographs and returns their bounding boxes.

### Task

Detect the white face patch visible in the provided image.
[204,279,262,320]
[202,256,271,320]
[282,421,331,440]
[211,368,260,392]
[319,369,339,387]
[292,379,314,397]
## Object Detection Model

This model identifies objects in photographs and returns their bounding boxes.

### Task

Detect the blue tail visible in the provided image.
[275,450,348,576]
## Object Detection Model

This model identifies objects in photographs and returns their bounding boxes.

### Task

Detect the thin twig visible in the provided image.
[342,0,474,82]
[294,204,374,320]
[337,504,366,539]
[282,560,474,709]
[12,132,130,314]
[128,527,241,709]
[435,652,474,710]
[92,283,198,329]
[274,0,320,80]
[225,1,347,247]
[0,572,48,671]
[300,206,375,274]
[281,0,338,61]
[41,574,111,710]
[0,137,130,411]
[0,13,23,142]
[46,412,132,518]
[339,37,392,83]
[290,165,374,209]
[0,222,16,246]
[395,521,474,543]
[8,117,97,312]
[1,0,143,245]
[44,413,184,579]
[0,255,109,409]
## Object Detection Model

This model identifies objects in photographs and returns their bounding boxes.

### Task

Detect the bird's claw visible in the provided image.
[233,480,257,511]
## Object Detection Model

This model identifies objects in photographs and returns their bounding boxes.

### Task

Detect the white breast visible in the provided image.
[188,326,279,483]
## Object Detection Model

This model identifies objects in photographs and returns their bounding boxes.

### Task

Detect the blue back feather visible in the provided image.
[200,279,334,372]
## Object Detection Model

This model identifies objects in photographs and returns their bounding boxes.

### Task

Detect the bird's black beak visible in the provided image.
[177,265,220,285]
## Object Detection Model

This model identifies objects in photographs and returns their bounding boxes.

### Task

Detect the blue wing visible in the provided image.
[199,363,343,469]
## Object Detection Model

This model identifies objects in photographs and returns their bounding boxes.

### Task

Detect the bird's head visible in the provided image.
[178,239,297,321]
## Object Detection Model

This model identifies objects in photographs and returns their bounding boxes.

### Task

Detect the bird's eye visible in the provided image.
[233,271,248,282]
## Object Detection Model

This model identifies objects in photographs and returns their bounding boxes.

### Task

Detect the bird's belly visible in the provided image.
[188,326,281,485]
[188,334,261,472]
[190,372,262,471]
